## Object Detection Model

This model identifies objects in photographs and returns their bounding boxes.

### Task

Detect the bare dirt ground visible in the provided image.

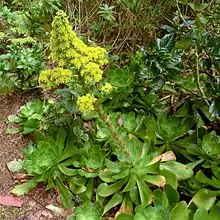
[0,94,63,220]
[0,94,28,195]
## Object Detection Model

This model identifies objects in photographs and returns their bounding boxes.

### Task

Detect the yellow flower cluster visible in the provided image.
[80,62,103,83]
[77,93,97,113]
[50,10,108,83]
[39,67,72,89]
[100,82,113,93]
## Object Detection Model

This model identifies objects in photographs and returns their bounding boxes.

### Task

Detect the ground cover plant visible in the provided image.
[1,0,220,219]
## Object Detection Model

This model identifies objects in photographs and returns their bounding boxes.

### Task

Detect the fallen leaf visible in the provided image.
[46,204,72,217]
[28,200,36,208]
[0,195,23,207]
[7,159,23,173]
[6,127,20,134]
[34,210,53,219]
[14,173,28,180]
[41,210,54,218]
[149,151,176,165]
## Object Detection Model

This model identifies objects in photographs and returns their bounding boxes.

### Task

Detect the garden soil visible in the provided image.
[0,94,63,220]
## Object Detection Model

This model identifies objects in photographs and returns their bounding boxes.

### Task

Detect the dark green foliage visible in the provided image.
[0,41,44,93]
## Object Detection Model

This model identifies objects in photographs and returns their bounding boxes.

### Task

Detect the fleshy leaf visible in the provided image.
[11,179,37,196]
[170,201,189,220]
[190,189,219,211]
[103,193,123,215]
[160,161,193,180]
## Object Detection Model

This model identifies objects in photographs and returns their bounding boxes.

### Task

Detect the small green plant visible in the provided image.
[0,39,44,93]
[67,202,103,220]
[7,99,52,134]
[0,1,62,93]
[3,0,61,37]
[12,128,76,208]
[98,4,116,23]
[0,6,30,36]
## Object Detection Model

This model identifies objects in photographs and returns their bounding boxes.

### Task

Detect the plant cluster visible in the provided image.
[0,39,44,93]
[2,0,61,37]
[2,1,220,220]
[0,1,62,93]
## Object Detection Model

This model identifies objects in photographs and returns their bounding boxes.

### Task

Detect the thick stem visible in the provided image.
[96,104,130,157]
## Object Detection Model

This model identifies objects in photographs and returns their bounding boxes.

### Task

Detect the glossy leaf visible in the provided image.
[56,179,73,209]
[103,193,123,215]
[59,165,78,176]
[170,201,188,220]
[116,213,133,220]
[117,194,133,216]
[144,175,166,187]
[195,170,220,189]
[193,208,210,220]
[97,178,128,197]
[136,178,152,207]
[160,161,193,180]
[191,189,219,211]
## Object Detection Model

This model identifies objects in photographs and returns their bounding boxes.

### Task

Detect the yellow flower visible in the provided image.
[77,94,97,113]
[39,67,72,89]
[80,62,103,83]
[48,99,55,104]
[49,10,108,84]
[100,83,113,93]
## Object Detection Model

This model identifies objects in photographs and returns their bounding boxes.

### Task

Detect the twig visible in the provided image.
[116,29,133,55]
[172,95,191,112]
[78,1,103,29]
[175,0,190,30]
[78,0,81,32]
[176,1,186,23]
[159,95,171,102]
[28,195,54,214]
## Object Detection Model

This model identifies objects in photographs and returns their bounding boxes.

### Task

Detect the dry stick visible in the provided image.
[116,29,134,55]
[176,1,185,23]
[85,4,89,37]
[27,195,54,214]
[161,15,174,25]
[159,95,171,102]
[112,12,121,47]
[172,95,192,112]
[105,37,142,44]
[96,105,130,157]
[120,1,136,19]
[64,0,72,14]
[176,0,191,30]
[79,0,103,29]
[112,31,121,47]
[78,0,81,32]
